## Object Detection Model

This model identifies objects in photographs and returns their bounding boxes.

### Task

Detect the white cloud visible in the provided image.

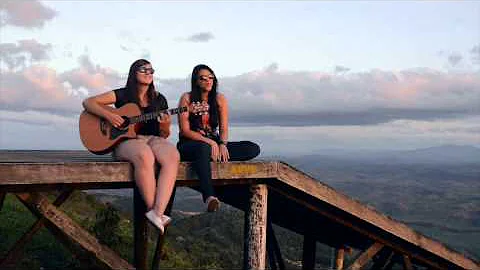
[471,44,480,65]
[0,55,123,115]
[0,39,52,70]
[228,116,480,155]
[183,32,215,43]
[0,0,56,28]
[220,67,480,125]
[448,52,463,67]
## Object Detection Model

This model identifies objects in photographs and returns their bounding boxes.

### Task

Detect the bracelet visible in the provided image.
[219,140,228,145]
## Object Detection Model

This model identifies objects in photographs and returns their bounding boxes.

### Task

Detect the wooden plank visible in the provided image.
[0,189,74,268]
[347,242,384,270]
[277,162,479,270]
[370,250,394,270]
[402,255,413,270]
[268,185,447,269]
[1,151,477,269]
[335,247,345,270]
[383,254,401,270]
[178,162,278,181]
[0,163,133,185]
[244,184,268,270]
[266,220,285,270]
[0,150,114,162]
[15,192,134,269]
[302,214,316,270]
[133,186,148,270]
[302,235,316,270]
[152,186,177,270]
[0,162,278,187]
[0,192,5,210]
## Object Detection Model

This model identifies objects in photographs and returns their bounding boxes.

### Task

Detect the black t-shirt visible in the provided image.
[113,87,168,136]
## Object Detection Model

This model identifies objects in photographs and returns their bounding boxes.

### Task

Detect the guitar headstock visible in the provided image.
[189,101,209,115]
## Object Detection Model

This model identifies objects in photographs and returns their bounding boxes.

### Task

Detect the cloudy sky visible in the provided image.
[1,1,479,156]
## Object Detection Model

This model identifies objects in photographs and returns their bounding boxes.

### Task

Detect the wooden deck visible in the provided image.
[0,150,478,270]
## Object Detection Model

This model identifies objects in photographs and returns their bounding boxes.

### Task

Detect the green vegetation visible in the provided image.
[0,191,339,269]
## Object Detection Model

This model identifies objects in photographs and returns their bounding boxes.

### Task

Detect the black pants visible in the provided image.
[177,140,261,201]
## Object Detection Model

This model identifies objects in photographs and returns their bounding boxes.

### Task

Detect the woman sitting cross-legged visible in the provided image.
[177,64,261,212]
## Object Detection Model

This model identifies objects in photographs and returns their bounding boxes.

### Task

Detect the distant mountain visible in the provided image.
[370,145,480,164]
[284,145,480,164]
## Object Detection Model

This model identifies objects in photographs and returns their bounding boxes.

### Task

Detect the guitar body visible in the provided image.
[79,101,207,155]
[79,103,141,155]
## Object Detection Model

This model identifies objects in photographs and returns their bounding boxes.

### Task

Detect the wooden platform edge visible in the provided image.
[276,161,479,270]
[0,161,279,187]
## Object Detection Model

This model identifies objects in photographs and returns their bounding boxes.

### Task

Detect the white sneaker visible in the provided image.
[146,210,171,234]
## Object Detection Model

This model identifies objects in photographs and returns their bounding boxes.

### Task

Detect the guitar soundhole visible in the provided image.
[100,119,108,136]
[110,117,130,140]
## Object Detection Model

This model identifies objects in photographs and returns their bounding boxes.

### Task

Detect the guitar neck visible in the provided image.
[130,107,187,124]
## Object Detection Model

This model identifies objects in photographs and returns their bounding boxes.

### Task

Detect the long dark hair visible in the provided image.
[125,59,156,105]
[190,64,219,130]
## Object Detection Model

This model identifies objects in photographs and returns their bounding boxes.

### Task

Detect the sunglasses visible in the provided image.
[137,67,155,75]
[198,75,215,82]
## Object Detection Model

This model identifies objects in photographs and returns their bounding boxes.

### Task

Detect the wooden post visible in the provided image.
[383,254,399,270]
[244,184,268,270]
[347,242,384,270]
[152,186,177,270]
[335,247,345,270]
[402,255,413,270]
[133,186,148,270]
[302,211,316,270]
[0,192,5,211]
[266,219,286,270]
[370,249,394,269]
[302,236,316,270]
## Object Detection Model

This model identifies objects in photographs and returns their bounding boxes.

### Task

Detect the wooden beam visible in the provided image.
[0,189,73,268]
[0,192,5,210]
[383,254,400,270]
[302,236,316,270]
[370,250,394,270]
[267,185,452,270]
[15,192,134,269]
[1,152,478,269]
[152,186,177,270]
[335,247,345,270]
[244,184,268,270]
[402,255,413,270]
[133,186,148,270]
[347,242,384,270]
[266,220,285,270]
[277,162,478,270]
[302,217,316,270]
[0,162,277,187]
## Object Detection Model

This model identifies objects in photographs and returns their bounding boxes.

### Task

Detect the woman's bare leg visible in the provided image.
[148,137,180,216]
[115,138,156,209]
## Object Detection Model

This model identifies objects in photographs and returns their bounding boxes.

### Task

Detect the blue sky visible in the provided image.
[1,1,479,156]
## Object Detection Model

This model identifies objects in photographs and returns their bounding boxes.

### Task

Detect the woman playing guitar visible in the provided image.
[82,59,177,234]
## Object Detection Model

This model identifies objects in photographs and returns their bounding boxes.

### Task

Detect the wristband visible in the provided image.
[219,140,228,145]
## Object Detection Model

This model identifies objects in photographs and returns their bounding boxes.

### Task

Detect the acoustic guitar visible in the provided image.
[79,102,207,154]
